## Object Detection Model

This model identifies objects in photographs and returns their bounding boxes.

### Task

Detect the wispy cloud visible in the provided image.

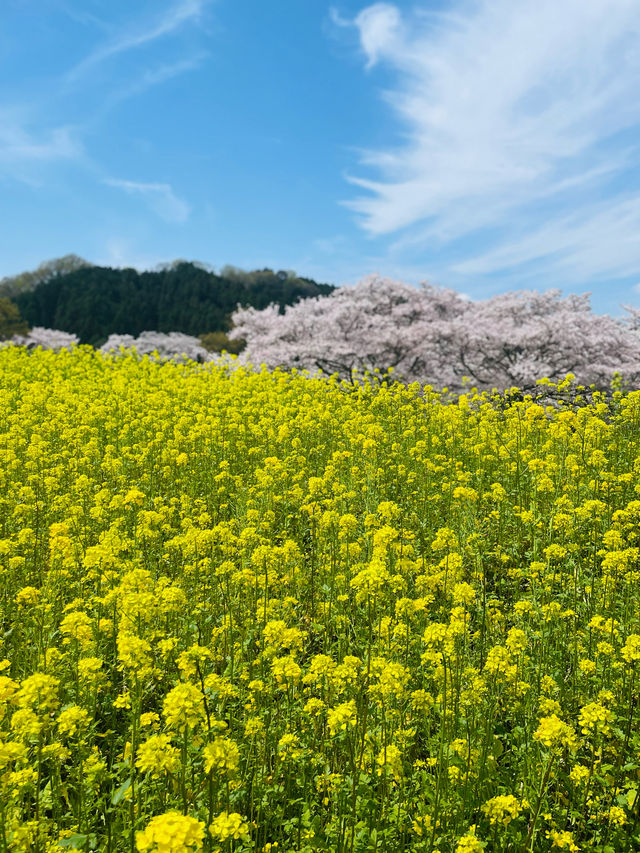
[352,4,402,70]
[0,111,83,183]
[344,0,640,283]
[105,178,190,223]
[0,123,78,163]
[54,1,111,32]
[97,53,209,116]
[0,0,210,206]
[66,0,208,83]
[453,196,640,282]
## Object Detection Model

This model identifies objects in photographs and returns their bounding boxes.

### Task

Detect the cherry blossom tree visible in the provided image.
[7,280,640,393]
[231,276,467,385]
[622,304,640,331]
[10,327,79,351]
[446,290,640,391]
[100,331,211,363]
[230,276,640,392]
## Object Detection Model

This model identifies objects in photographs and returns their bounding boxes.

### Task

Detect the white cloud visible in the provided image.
[0,111,82,183]
[354,4,402,69]
[127,54,207,91]
[0,124,78,163]
[105,178,190,223]
[453,196,640,282]
[66,0,208,82]
[345,0,640,281]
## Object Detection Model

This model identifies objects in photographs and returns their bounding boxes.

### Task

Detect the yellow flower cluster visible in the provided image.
[326,699,357,735]
[203,736,240,775]
[136,811,204,852]
[209,811,250,842]
[455,826,484,852]
[578,701,615,737]
[0,348,638,851]
[136,734,180,778]
[482,794,522,826]
[534,714,578,752]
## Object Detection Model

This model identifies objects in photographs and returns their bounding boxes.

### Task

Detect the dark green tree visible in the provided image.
[11,259,334,345]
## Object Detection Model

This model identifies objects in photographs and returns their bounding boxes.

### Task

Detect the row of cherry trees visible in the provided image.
[231,276,640,392]
[6,329,212,362]
[6,277,640,392]
[99,332,211,363]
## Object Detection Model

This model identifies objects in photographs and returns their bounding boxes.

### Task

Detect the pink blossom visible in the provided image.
[100,332,211,363]
[231,277,640,391]
[11,327,79,351]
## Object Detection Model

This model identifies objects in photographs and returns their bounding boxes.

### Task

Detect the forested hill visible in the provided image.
[5,259,334,345]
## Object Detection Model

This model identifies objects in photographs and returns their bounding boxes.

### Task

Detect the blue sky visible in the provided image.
[2,0,640,313]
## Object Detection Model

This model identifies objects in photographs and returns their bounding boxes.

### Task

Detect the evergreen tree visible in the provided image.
[11,260,333,345]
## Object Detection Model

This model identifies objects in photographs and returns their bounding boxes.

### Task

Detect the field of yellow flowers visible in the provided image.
[1,347,640,853]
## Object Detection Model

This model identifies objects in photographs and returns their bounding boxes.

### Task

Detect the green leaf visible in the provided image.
[58,835,88,849]
[111,777,132,806]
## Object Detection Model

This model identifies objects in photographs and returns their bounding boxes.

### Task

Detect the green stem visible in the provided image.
[525,752,554,851]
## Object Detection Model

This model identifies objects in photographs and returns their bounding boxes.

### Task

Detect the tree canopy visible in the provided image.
[231,275,640,392]
[0,255,91,300]
[9,259,333,346]
[0,298,28,340]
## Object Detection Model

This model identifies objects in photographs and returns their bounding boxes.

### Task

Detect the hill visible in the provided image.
[1,257,334,346]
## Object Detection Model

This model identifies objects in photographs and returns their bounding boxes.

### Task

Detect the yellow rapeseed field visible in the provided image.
[1,346,640,853]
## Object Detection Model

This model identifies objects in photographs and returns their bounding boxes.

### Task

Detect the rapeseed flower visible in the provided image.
[327,700,357,734]
[203,736,240,775]
[136,735,180,778]
[548,830,580,850]
[57,705,90,738]
[534,715,578,752]
[163,683,206,732]
[578,701,614,737]
[136,812,204,852]
[2,348,640,850]
[455,827,484,852]
[482,794,522,826]
[15,673,59,712]
[209,811,250,842]
[376,744,403,781]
